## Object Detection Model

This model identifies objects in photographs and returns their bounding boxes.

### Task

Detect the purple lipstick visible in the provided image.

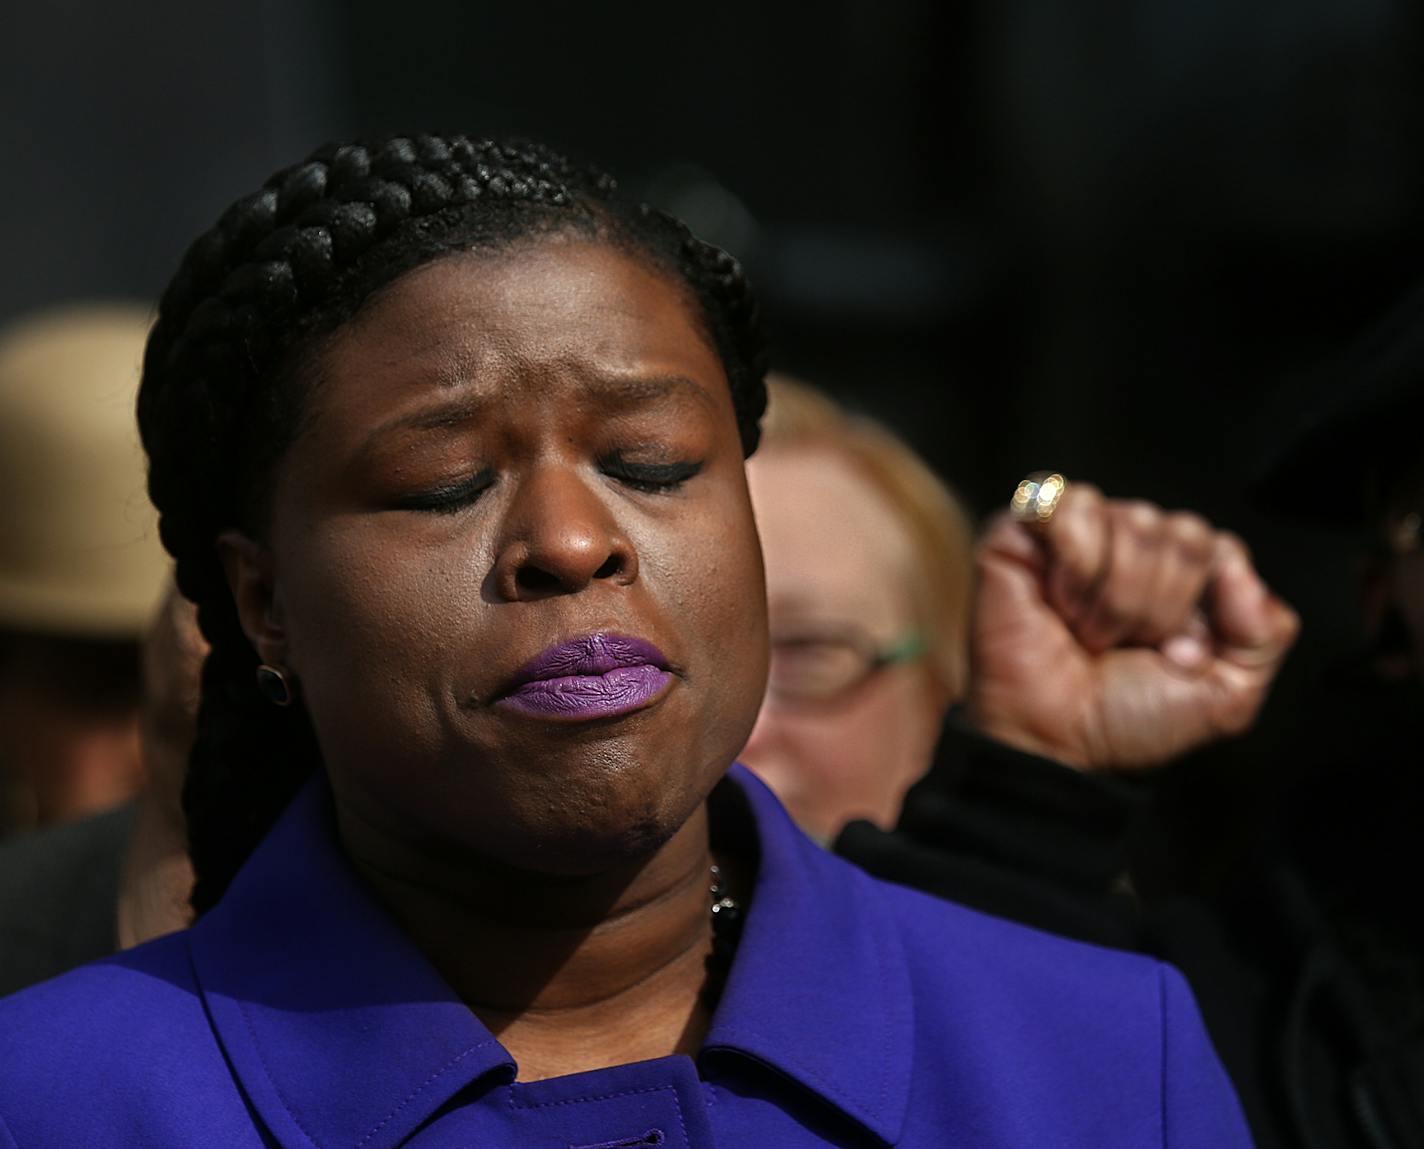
[496,634,673,720]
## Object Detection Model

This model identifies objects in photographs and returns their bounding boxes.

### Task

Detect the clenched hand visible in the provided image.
[965,484,1300,772]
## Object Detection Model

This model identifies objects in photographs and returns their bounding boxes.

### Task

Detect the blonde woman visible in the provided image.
[742,376,974,840]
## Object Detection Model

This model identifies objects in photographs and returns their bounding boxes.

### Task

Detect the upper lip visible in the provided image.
[499,633,671,693]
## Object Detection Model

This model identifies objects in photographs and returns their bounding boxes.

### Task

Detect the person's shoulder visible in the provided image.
[0,804,133,909]
[0,806,133,996]
[866,859,1156,983]
[0,930,261,1145]
[838,860,1251,1145]
[842,853,1176,1065]
[0,926,195,1037]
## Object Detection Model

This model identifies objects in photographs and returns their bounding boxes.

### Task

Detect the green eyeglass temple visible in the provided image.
[766,629,929,707]
[873,633,927,667]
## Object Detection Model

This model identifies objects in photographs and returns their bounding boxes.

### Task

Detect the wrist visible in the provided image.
[960,698,1095,772]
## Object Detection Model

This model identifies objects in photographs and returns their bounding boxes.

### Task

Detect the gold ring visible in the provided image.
[1010,472,1068,525]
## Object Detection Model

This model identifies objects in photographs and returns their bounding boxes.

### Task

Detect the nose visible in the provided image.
[491,466,638,601]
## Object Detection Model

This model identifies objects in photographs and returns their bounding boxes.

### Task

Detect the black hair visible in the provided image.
[136,134,768,914]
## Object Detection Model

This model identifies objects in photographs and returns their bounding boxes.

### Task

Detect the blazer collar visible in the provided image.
[705,765,914,1146]
[189,767,913,1149]
[188,778,514,1149]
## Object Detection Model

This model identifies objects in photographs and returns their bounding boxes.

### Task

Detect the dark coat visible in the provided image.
[0,804,130,997]
[838,693,1424,1149]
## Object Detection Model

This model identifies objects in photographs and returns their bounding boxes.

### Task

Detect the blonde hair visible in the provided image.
[758,375,975,698]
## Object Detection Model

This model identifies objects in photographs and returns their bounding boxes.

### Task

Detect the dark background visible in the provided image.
[7,0,1423,881]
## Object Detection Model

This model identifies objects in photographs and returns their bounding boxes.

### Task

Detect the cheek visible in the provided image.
[758,711,848,779]
[810,702,896,780]
[693,503,769,740]
[278,520,488,722]
[771,675,936,787]
[640,484,768,713]
[857,681,926,764]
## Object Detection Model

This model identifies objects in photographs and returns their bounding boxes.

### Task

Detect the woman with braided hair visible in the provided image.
[0,135,1250,1147]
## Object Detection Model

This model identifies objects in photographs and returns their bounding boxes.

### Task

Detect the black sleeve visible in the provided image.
[834,712,1150,949]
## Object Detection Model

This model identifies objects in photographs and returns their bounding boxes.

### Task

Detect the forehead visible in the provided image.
[747,444,919,629]
[307,239,729,423]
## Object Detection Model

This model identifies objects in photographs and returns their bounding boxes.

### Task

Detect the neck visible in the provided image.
[339,802,721,1080]
[116,786,195,950]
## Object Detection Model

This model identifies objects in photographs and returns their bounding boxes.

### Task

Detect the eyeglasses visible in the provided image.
[766,628,926,705]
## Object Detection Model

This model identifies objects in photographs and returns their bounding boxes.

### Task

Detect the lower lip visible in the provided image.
[497,664,673,721]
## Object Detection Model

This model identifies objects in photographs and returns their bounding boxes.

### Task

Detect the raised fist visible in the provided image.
[965,483,1300,772]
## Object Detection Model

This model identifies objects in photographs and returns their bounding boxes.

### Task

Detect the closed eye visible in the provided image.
[600,455,703,494]
[392,469,496,514]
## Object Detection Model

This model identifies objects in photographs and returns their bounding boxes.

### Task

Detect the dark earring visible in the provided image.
[255,664,295,707]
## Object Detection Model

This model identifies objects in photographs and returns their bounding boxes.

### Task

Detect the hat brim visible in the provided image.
[0,567,169,639]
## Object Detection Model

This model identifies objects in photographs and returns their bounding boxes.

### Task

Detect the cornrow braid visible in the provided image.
[137,134,769,915]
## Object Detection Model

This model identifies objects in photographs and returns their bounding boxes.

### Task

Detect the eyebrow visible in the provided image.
[360,372,719,453]
[590,373,720,414]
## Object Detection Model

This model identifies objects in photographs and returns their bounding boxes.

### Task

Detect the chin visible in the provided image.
[485,809,687,879]
[565,810,681,870]
[465,757,707,877]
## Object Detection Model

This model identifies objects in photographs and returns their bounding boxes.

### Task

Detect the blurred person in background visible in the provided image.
[0,583,201,994]
[1242,281,1424,1148]
[741,376,974,841]
[0,304,170,833]
[841,292,1424,1149]
[0,304,196,994]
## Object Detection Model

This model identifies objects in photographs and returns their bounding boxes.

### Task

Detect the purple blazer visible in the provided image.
[0,766,1251,1147]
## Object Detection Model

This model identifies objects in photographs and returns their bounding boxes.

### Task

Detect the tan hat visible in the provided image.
[0,303,170,637]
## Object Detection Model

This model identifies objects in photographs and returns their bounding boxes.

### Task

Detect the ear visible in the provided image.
[216,529,287,666]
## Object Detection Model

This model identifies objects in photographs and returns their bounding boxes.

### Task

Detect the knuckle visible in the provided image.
[1055,487,1105,536]
[1114,500,1163,539]
[1278,603,1303,640]
[1215,530,1253,563]
[972,545,1003,577]
[1052,518,1098,571]
[1165,512,1214,556]
[981,508,1016,538]
[975,512,1020,556]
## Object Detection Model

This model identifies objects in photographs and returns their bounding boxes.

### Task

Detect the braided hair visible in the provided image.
[136,134,768,915]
